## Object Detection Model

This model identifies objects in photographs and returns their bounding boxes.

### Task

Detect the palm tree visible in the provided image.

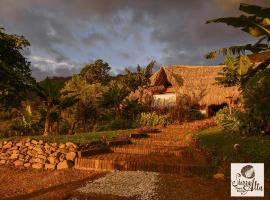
[99,81,129,117]
[38,78,78,135]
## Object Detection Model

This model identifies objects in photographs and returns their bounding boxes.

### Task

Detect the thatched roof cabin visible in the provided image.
[128,51,270,110]
[150,65,239,107]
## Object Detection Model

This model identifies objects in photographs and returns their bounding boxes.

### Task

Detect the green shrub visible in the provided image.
[216,106,263,135]
[10,108,38,136]
[137,112,170,127]
[215,106,240,132]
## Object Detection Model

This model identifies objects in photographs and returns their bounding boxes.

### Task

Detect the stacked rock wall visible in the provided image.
[0,139,78,170]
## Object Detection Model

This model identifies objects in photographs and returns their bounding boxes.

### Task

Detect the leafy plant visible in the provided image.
[215,107,240,132]
[0,27,36,109]
[80,59,111,85]
[207,3,270,135]
[122,61,155,91]
[99,81,129,117]
[136,112,170,127]
[205,3,270,59]
[38,77,78,135]
[11,105,37,135]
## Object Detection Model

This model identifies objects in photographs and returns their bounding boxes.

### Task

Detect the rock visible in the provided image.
[33,146,43,153]
[57,160,73,169]
[24,163,31,167]
[59,143,66,149]
[51,143,57,147]
[45,163,56,170]
[10,146,18,150]
[0,160,6,165]
[31,140,38,145]
[66,152,76,161]
[213,173,225,181]
[66,142,77,148]
[10,154,19,159]
[16,142,22,147]
[14,160,24,166]
[18,154,25,159]
[25,142,31,147]
[26,138,31,143]
[37,154,47,160]
[3,141,12,149]
[20,147,28,154]
[35,158,45,164]
[59,154,65,162]
[27,150,36,157]
[32,163,44,169]
[47,156,56,164]
[12,150,20,154]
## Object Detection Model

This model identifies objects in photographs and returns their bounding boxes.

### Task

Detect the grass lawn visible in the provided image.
[0,129,133,144]
[193,126,270,172]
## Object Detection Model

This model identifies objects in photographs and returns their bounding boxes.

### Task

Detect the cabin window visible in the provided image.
[152,93,176,107]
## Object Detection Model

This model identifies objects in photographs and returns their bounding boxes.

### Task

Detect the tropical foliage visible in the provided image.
[0,28,36,108]
[80,59,111,85]
[208,3,270,135]
[123,61,155,91]
[206,3,270,59]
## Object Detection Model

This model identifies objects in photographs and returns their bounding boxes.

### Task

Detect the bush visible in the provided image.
[215,106,240,132]
[136,112,170,127]
[216,106,263,135]
[10,107,38,136]
[122,99,149,120]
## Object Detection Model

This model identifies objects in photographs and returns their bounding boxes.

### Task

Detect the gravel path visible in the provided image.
[77,171,159,200]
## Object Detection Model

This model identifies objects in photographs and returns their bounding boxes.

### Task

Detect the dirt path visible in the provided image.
[0,166,104,199]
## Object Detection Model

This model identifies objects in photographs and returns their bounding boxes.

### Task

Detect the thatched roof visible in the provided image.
[150,65,239,106]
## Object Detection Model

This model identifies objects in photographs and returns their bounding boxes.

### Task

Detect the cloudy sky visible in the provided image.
[0,0,269,80]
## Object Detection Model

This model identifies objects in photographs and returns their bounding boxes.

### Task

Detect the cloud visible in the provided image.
[30,56,80,80]
[1,0,269,79]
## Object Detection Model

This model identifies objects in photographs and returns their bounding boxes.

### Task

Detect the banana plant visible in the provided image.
[205,3,270,59]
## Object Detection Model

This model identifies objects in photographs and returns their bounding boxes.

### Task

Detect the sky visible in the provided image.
[0,0,269,80]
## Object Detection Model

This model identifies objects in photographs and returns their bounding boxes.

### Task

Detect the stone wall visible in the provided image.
[0,138,78,170]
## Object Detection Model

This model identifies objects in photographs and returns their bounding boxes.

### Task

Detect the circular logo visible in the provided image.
[241,165,255,179]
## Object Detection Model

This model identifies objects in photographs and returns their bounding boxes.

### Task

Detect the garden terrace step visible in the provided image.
[130,138,184,146]
[74,153,212,175]
[110,145,194,159]
[129,133,149,138]
[147,133,184,139]
[78,147,112,157]
[105,139,131,146]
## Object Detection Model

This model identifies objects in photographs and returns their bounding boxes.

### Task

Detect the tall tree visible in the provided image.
[99,81,129,117]
[0,27,35,109]
[38,78,77,135]
[80,59,111,85]
[123,60,155,91]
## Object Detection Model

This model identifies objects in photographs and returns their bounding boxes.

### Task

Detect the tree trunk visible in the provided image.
[43,106,51,136]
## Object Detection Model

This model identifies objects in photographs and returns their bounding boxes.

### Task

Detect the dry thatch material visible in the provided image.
[128,85,166,105]
[150,65,239,106]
